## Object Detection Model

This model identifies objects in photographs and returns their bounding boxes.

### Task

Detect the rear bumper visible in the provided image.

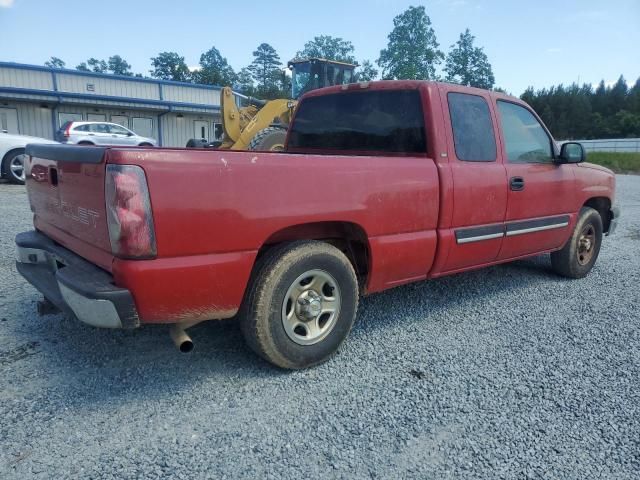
[15,230,139,329]
[607,205,620,236]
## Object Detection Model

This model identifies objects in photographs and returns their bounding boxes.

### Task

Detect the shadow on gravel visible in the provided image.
[350,254,561,336]
[4,253,566,405]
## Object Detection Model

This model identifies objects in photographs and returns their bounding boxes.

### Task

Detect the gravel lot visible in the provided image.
[1,176,639,479]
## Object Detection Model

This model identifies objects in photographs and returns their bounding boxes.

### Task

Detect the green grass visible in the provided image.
[586,152,640,174]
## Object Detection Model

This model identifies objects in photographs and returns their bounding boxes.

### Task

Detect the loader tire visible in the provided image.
[247,127,287,152]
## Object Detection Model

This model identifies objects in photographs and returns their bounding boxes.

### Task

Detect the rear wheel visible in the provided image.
[240,241,359,369]
[138,142,153,147]
[247,127,287,152]
[2,148,26,184]
[551,207,603,279]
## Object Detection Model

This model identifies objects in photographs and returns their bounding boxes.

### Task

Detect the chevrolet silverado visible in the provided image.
[16,81,619,369]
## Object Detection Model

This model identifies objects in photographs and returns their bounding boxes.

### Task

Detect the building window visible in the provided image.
[111,115,129,128]
[213,122,223,141]
[0,107,19,134]
[58,112,83,128]
[132,117,153,139]
[87,113,106,122]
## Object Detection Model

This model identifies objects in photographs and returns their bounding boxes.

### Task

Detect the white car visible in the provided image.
[1,132,57,184]
[55,121,157,147]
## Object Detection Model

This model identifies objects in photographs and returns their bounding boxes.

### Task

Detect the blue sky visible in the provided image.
[1,0,638,94]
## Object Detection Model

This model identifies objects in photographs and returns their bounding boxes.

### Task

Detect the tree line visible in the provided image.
[42,5,638,139]
[42,6,494,97]
[522,77,640,139]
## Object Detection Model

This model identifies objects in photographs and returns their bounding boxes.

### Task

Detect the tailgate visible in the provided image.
[25,144,113,271]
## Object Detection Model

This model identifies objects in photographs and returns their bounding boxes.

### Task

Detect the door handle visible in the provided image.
[510,176,525,191]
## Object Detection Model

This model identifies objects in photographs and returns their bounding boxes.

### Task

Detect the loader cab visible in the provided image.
[288,58,357,99]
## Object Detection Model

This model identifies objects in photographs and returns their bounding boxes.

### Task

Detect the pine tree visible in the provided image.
[108,55,133,76]
[377,6,443,80]
[248,43,282,98]
[296,36,356,64]
[607,75,628,115]
[194,47,236,86]
[234,68,255,96]
[356,60,379,81]
[45,57,65,69]
[444,29,495,89]
[150,52,191,82]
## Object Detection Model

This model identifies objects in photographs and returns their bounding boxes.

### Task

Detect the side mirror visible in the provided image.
[127,132,134,137]
[559,142,585,163]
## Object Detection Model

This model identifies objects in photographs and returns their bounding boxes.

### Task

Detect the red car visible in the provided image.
[16,81,619,369]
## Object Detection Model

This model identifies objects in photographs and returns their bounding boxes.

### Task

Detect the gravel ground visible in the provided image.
[1,176,639,479]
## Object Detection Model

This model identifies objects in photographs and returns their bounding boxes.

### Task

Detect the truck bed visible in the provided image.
[24,144,440,323]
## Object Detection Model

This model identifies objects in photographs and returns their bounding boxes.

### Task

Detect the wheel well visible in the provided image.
[584,197,611,233]
[78,141,94,145]
[138,142,152,147]
[257,222,370,291]
[1,147,25,173]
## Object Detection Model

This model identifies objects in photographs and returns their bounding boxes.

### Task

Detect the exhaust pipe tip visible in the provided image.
[170,324,195,353]
[179,339,194,353]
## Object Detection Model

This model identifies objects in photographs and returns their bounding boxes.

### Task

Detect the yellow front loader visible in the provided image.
[218,58,357,151]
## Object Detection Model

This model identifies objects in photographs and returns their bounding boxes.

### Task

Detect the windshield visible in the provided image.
[291,61,356,99]
[291,62,315,99]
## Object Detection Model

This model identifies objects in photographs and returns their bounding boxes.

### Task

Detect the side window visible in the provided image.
[497,101,553,163]
[74,124,90,132]
[89,124,108,134]
[109,124,129,135]
[447,92,497,162]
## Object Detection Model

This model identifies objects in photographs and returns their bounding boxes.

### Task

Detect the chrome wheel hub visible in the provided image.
[10,154,26,182]
[297,290,323,320]
[281,269,341,346]
[577,224,596,266]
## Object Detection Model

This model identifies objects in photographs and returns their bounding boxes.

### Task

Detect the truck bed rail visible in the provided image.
[26,144,107,163]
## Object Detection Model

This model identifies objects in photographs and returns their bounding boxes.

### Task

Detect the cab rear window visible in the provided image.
[288,90,427,155]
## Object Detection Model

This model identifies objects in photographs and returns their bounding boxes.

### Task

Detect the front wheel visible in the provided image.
[551,207,603,279]
[247,127,287,152]
[240,241,359,369]
[2,148,26,184]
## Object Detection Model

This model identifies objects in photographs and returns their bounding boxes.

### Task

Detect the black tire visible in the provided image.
[240,241,359,369]
[551,207,603,279]
[138,143,153,147]
[2,148,26,185]
[247,127,287,152]
[78,141,94,146]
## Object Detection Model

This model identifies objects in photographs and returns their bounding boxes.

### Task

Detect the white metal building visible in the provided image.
[0,62,225,147]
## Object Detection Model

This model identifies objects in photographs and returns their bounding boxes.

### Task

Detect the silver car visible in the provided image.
[56,121,156,147]
[1,131,57,184]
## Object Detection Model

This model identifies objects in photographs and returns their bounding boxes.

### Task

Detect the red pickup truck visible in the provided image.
[16,81,619,369]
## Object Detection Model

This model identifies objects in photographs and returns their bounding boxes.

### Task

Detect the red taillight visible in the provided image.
[105,164,156,258]
[64,124,72,137]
